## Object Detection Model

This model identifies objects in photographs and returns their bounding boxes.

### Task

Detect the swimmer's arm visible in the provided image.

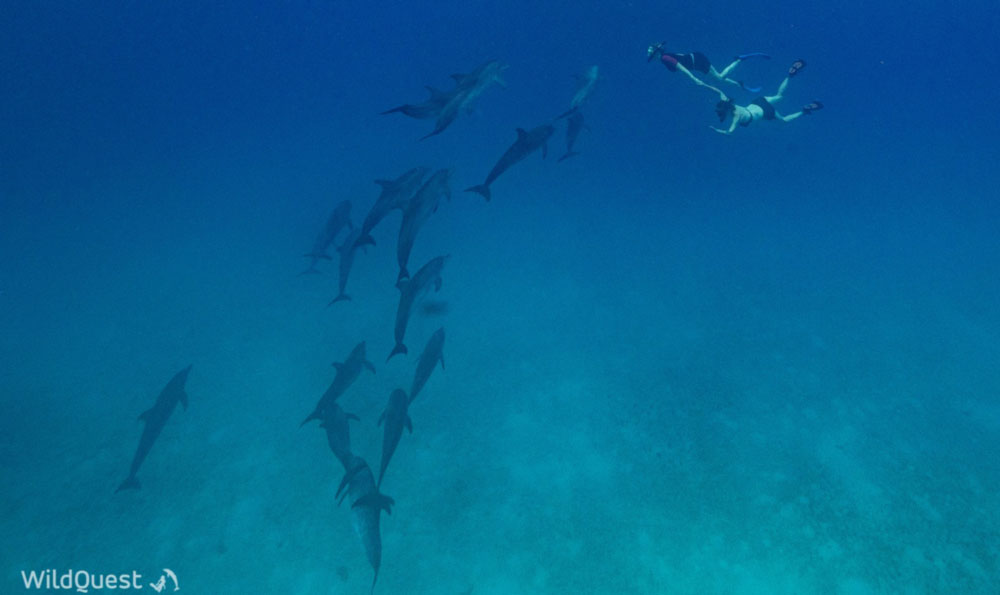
[710,118,738,135]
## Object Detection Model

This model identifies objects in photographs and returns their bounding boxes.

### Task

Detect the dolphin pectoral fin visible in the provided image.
[179,390,189,411]
[558,152,580,162]
[364,360,376,374]
[336,462,365,502]
[450,73,466,82]
[332,362,343,371]
[405,416,413,433]
[375,178,392,188]
[137,408,151,422]
[439,354,445,371]
[516,128,527,140]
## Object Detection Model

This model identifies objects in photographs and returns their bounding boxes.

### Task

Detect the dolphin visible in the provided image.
[409,327,444,404]
[336,456,394,594]
[419,60,507,140]
[388,255,449,361]
[377,389,412,488]
[301,200,353,275]
[358,167,429,242]
[396,169,451,283]
[329,228,375,305]
[464,124,556,201]
[557,108,586,162]
[301,342,375,426]
[116,365,192,492]
[557,65,599,118]
[381,86,453,120]
[319,402,359,470]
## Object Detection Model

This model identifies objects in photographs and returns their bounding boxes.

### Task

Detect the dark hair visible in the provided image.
[715,99,734,122]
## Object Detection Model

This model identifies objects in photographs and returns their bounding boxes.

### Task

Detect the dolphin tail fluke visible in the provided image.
[115,476,140,493]
[355,233,376,249]
[387,343,407,361]
[558,151,580,162]
[328,293,351,306]
[464,184,491,201]
[418,129,441,141]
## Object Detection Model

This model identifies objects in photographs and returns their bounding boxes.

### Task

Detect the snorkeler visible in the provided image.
[709,59,823,135]
[646,41,770,93]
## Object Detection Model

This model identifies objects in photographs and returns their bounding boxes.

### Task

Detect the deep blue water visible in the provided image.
[2,1,999,593]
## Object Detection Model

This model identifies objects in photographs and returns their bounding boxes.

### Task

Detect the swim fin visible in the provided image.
[739,81,762,93]
[736,52,771,61]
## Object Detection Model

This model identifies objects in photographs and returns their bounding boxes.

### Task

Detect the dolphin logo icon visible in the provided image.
[149,569,179,592]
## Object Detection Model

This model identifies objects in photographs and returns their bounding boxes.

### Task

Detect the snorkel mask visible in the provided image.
[646,41,665,62]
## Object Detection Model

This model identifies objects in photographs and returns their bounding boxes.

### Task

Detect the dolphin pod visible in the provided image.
[119,59,602,591]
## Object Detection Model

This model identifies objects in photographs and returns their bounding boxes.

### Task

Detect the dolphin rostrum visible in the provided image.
[388,255,449,361]
[336,456,394,594]
[396,169,451,283]
[301,341,375,426]
[464,124,556,201]
[377,388,412,488]
[301,200,353,275]
[409,327,444,404]
[116,365,192,492]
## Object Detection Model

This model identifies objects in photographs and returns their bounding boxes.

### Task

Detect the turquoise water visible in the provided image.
[2,1,998,593]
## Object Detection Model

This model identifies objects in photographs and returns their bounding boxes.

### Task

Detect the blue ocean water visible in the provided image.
[2,0,999,593]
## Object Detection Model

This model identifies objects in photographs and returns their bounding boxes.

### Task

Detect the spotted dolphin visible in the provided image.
[418,60,507,140]
[388,256,449,361]
[396,169,451,283]
[329,228,375,305]
[464,124,556,201]
[337,456,394,594]
[116,365,192,492]
[409,327,444,404]
[301,200,352,275]
[301,342,375,426]
[358,167,429,243]
[557,108,586,162]
[319,402,359,470]
[557,65,599,118]
[377,389,412,488]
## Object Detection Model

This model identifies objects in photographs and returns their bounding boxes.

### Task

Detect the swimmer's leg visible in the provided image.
[764,76,791,104]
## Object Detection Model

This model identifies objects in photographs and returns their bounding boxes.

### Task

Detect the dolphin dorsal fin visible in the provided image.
[450,73,466,82]
[516,128,527,140]
[374,179,392,188]
[425,86,448,100]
